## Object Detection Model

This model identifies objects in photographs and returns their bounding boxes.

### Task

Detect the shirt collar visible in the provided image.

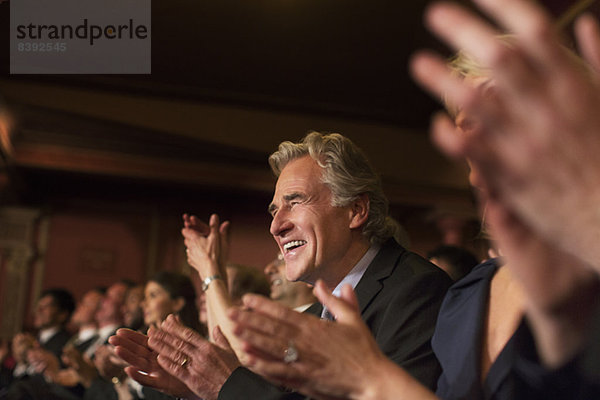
[321,243,381,319]
[38,326,59,344]
[76,327,98,343]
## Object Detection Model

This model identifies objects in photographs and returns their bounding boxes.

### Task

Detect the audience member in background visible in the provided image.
[141,271,201,334]
[8,282,128,399]
[122,284,144,332]
[12,289,75,379]
[74,284,144,399]
[428,245,479,281]
[226,263,270,305]
[85,272,199,400]
[264,254,316,312]
[67,288,104,359]
[3,289,75,399]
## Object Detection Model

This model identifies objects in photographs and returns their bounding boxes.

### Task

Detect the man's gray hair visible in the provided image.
[269,131,395,245]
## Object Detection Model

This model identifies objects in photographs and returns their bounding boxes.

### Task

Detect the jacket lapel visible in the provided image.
[354,239,404,315]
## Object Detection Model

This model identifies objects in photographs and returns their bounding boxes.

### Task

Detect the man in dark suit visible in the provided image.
[113,132,451,400]
[3,288,75,398]
[13,288,75,377]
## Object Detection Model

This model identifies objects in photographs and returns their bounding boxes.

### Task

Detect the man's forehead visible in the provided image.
[39,295,55,305]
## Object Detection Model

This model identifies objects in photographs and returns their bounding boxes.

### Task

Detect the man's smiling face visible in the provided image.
[269,155,355,284]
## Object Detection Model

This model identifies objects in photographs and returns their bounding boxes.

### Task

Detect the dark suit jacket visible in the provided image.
[41,328,72,360]
[218,239,452,399]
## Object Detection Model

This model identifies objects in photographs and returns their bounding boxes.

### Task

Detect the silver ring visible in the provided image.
[181,357,190,368]
[283,340,298,363]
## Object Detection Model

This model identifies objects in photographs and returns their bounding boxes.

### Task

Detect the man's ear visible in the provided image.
[349,194,369,229]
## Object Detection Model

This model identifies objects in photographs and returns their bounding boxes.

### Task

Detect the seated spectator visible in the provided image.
[427,245,479,281]
[264,254,316,312]
[122,284,144,331]
[12,288,75,379]
[111,132,451,400]
[68,288,104,358]
[3,288,75,399]
[226,263,270,305]
[85,273,199,400]
[142,271,201,333]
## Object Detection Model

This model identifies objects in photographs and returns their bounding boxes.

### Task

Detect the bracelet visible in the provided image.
[201,274,223,292]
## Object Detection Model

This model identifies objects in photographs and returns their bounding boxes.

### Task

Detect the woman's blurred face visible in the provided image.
[142,281,180,327]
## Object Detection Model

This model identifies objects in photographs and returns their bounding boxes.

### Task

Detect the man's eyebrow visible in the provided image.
[268,193,305,215]
[283,193,303,202]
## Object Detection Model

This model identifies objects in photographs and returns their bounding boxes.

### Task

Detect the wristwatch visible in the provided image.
[201,274,223,291]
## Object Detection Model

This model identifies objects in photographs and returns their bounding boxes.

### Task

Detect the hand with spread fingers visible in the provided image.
[181,213,248,362]
[109,328,199,400]
[229,281,436,400]
[147,314,241,400]
[182,213,230,280]
[410,0,600,269]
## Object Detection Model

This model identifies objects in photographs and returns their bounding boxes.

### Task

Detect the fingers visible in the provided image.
[219,220,230,236]
[161,315,207,349]
[425,2,500,62]
[243,357,304,387]
[430,112,469,159]
[113,328,149,347]
[231,317,290,362]
[314,280,357,322]
[212,326,232,352]
[313,281,360,325]
[148,317,214,377]
[209,213,220,233]
[576,13,600,74]
[183,214,210,234]
[474,0,554,46]
[124,366,160,388]
[409,50,474,113]
[148,329,196,369]
[110,331,155,372]
[240,294,307,327]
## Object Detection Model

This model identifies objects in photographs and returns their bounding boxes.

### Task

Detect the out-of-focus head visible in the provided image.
[264,254,315,309]
[268,132,393,284]
[34,288,75,330]
[226,263,270,305]
[428,245,479,281]
[122,284,144,330]
[71,288,104,327]
[105,281,129,305]
[95,281,129,327]
[143,271,200,332]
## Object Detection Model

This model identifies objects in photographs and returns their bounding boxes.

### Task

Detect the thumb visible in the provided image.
[213,325,233,352]
[314,280,361,324]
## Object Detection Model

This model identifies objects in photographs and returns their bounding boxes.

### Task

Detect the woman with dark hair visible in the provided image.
[84,272,203,400]
[143,271,203,335]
